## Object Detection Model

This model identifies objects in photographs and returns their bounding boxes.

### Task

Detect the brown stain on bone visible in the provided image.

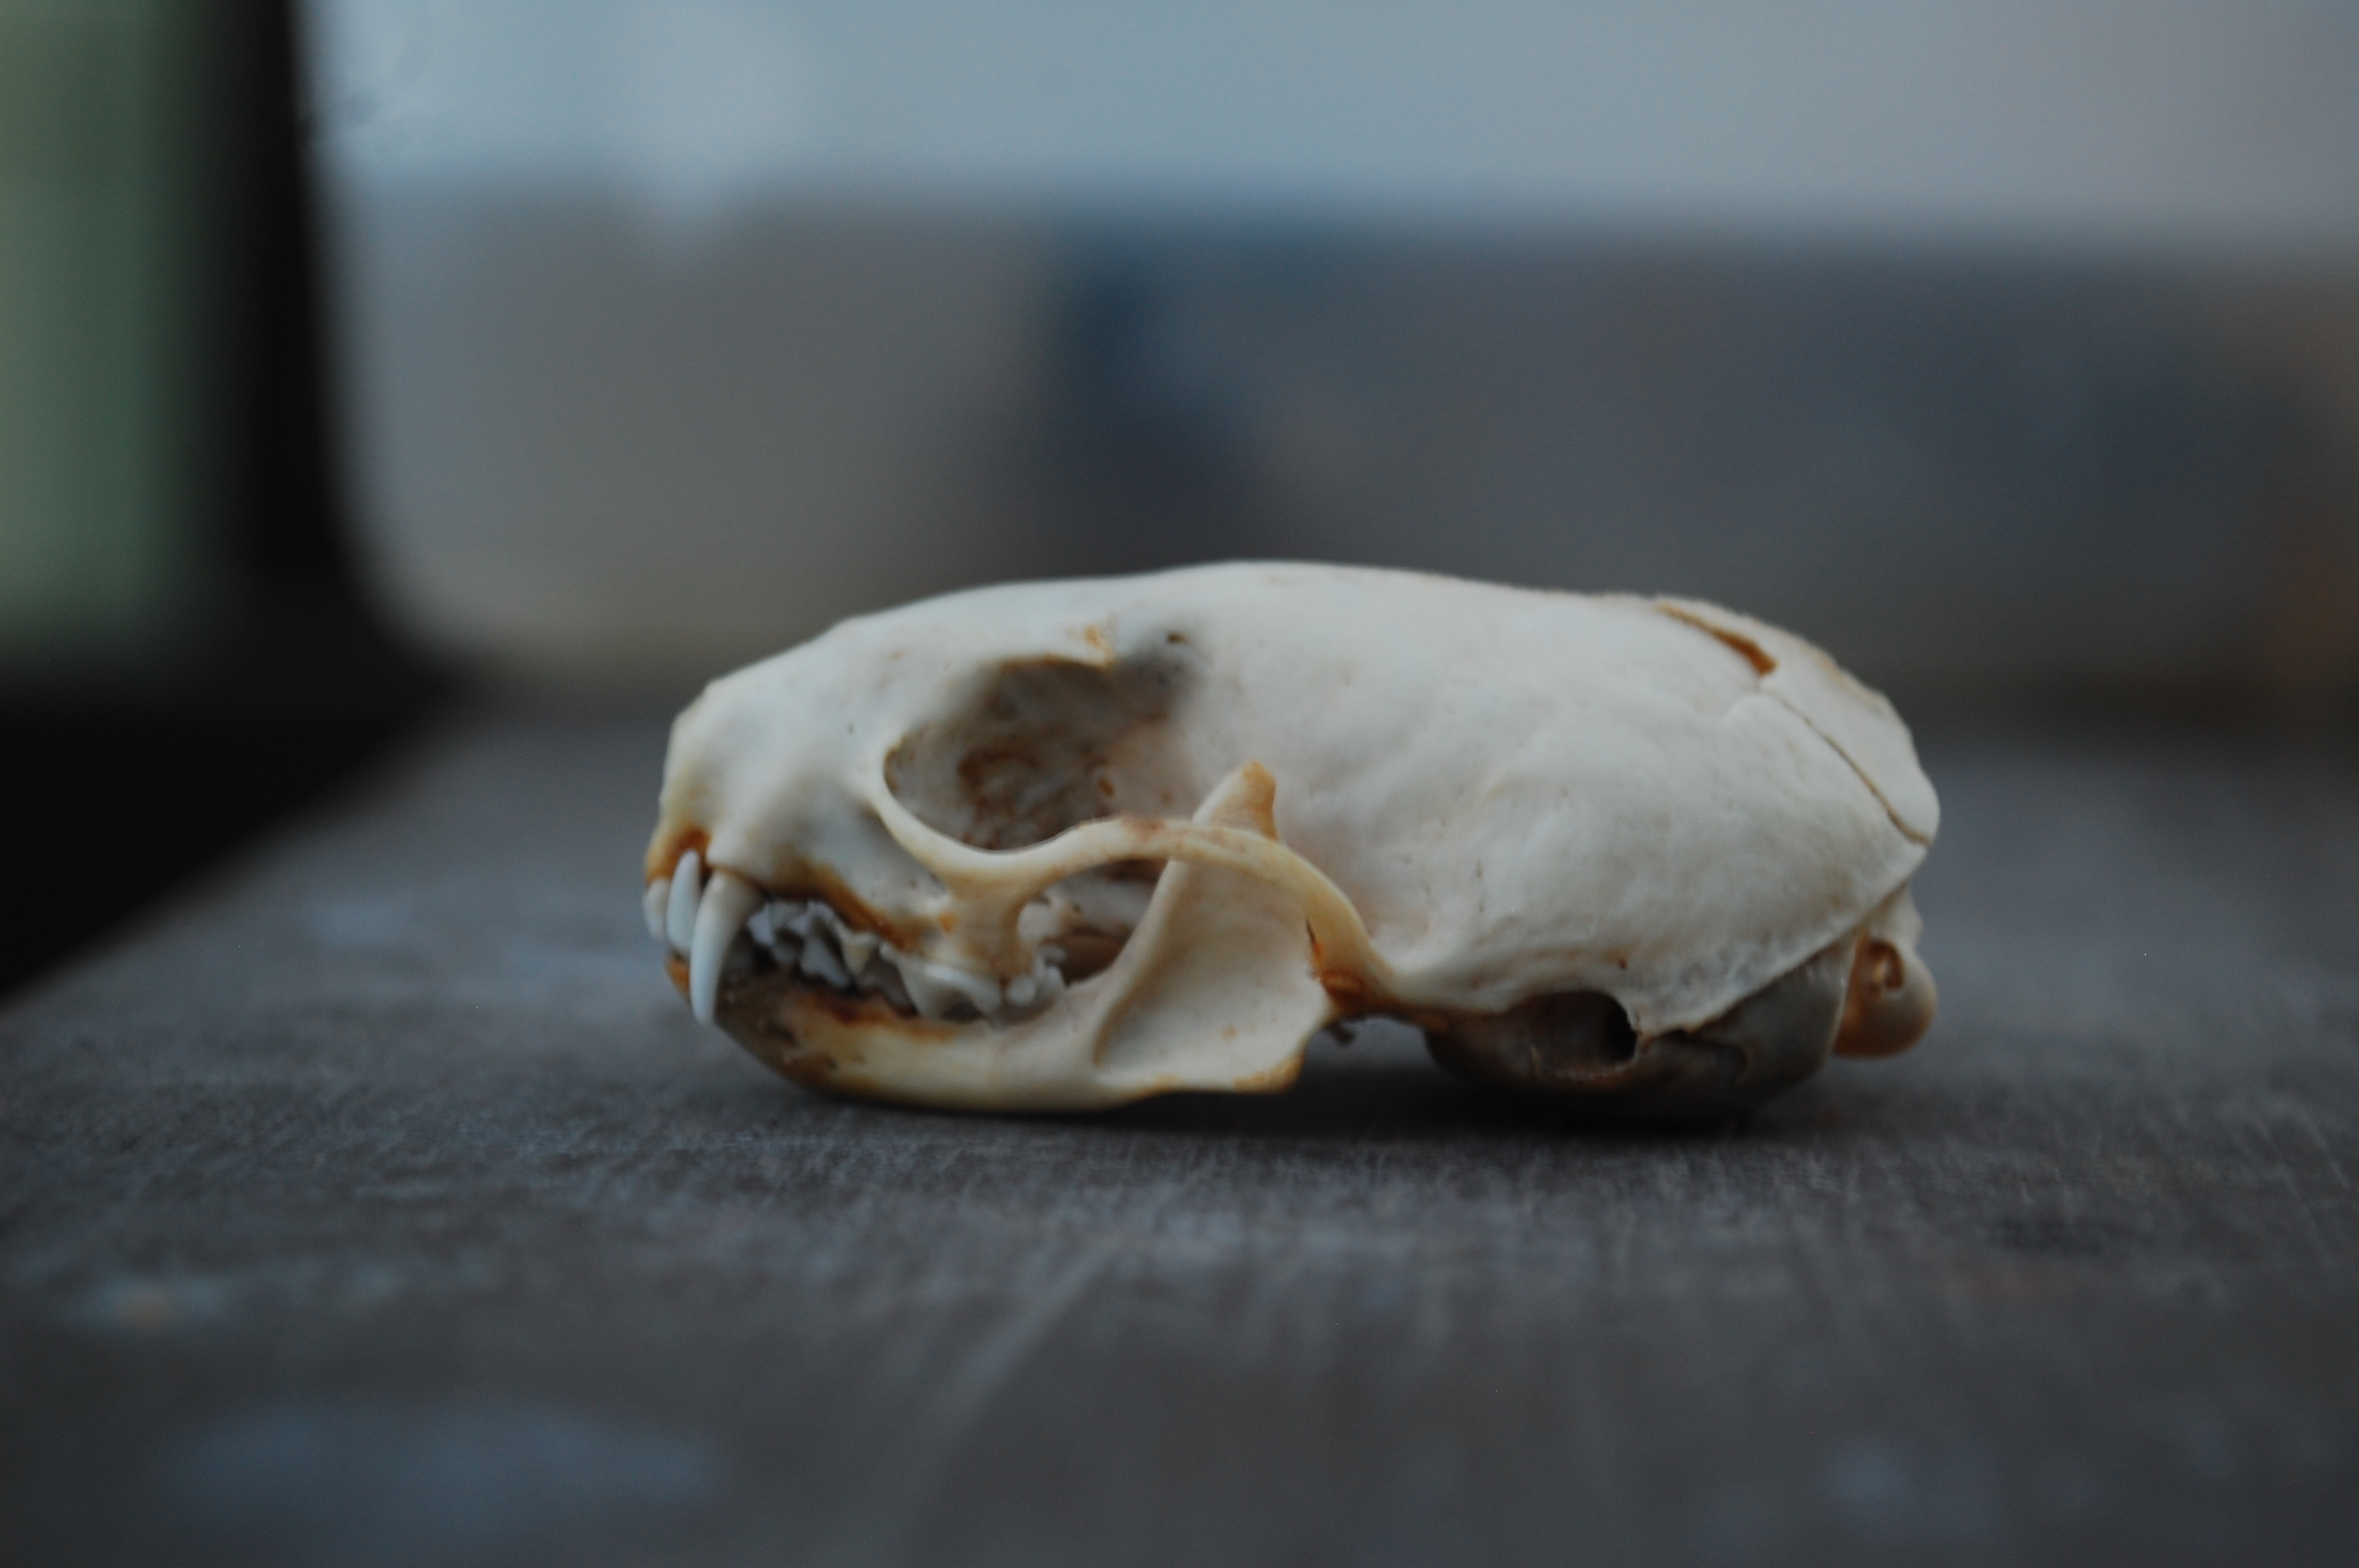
[725,861,924,952]
[717,964,961,1041]
[723,969,976,1107]
[800,866,911,946]
[1314,957,1383,1019]
[645,826,711,883]
[1657,604,1776,677]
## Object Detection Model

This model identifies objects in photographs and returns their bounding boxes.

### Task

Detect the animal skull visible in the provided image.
[646,563,1937,1123]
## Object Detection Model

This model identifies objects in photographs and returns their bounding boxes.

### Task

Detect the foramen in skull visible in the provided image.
[646,563,1938,1123]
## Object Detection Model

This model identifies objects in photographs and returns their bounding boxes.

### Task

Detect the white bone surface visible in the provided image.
[648,562,1937,1110]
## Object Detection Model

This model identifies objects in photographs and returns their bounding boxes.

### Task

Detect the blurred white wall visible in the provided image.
[316,0,2358,245]
[305,1,2359,695]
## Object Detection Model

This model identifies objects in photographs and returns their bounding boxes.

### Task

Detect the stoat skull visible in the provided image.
[646,564,1938,1123]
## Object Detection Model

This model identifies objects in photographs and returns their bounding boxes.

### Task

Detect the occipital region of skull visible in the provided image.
[645,562,1938,1124]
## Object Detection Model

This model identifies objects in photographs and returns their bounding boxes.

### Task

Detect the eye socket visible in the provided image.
[884,654,1200,851]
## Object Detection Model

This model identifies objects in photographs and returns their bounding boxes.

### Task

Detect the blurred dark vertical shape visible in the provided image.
[245,0,351,616]
[0,0,442,1002]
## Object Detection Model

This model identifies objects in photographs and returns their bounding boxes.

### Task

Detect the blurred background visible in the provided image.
[5,0,2357,993]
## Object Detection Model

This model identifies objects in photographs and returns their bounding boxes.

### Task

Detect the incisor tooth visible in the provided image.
[643,878,671,942]
[690,869,763,1025]
[665,850,703,953]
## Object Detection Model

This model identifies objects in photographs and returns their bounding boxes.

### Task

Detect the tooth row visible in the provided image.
[646,855,1063,1027]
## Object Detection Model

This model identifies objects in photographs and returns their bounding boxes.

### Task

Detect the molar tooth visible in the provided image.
[867,961,913,1012]
[898,956,1002,1019]
[689,869,763,1025]
[643,878,671,942]
[816,900,881,971]
[799,933,852,989]
[895,962,958,1019]
[1001,959,1064,1018]
[665,850,703,953]
[761,908,802,965]
[953,968,1004,1016]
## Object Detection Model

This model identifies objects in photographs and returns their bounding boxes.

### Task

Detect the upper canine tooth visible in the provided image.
[689,869,763,1025]
[643,878,671,942]
[665,850,703,953]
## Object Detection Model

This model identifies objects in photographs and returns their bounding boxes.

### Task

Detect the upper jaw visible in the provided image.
[645,845,1078,1029]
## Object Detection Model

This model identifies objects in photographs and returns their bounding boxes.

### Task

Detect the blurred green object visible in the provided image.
[0,0,253,684]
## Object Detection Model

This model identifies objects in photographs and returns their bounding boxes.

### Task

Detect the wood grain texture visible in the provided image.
[3,713,2355,1566]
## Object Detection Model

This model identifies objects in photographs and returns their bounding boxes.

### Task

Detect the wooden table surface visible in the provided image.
[5,713,2356,1566]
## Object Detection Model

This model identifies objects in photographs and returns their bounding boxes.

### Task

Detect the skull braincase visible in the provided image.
[649,563,1938,1114]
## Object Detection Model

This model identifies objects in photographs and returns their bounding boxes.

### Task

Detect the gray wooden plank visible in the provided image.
[3,713,2356,1566]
